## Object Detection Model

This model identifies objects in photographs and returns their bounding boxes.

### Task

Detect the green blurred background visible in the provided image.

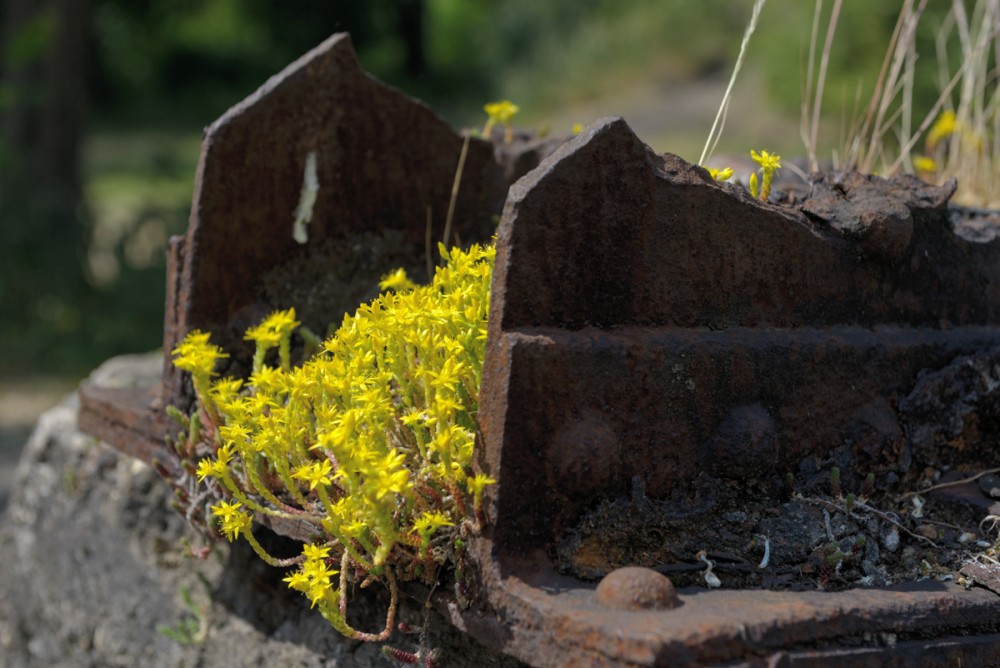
[0,0,955,387]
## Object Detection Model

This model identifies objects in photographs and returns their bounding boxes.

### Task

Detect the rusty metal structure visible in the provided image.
[80,33,1000,666]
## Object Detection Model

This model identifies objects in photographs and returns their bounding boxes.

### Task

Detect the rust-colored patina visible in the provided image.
[79,34,1000,667]
[469,117,1000,666]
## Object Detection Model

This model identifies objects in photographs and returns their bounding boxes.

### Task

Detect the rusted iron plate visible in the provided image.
[438,560,1000,666]
[78,354,169,469]
[780,632,1000,667]
[484,326,1000,554]
[473,117,1000,666]
[481,116,1000,555]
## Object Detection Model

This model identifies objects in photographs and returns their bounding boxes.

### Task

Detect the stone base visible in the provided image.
[0,353,521,668]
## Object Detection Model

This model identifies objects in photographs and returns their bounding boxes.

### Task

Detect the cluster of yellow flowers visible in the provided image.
[172,242,496,641]
[705,149,782,203]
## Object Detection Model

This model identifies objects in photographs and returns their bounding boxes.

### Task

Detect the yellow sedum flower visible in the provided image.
[195,459,215,483]
[292,460,334,491]
[245,308,300,347]
[211,500,251,541]
[366,451,411,501]
[467,472,497,500]
[172,331,229,416]
[708,166,734,182]
[913,155,937,174]
[926,110,957,152]
[750,149,781,172]
[412,510,454,537]
[173,242,497,640]
[749,149,781,202]
[483,100,519,124]
[378,268,417,293]
[482,100,520,144]
[245,308,300,372]
[302,542,331,562]
[283,569,310,592]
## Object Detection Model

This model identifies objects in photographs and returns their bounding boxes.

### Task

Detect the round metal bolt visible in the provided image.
[595,566,680,611]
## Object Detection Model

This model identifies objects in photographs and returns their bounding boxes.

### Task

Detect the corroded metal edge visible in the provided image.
[78,373,169,469]
[447,552,1000,667]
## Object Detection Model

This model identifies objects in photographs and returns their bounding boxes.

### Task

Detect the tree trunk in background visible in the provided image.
[0,0,92,367]
[397,0,425,77]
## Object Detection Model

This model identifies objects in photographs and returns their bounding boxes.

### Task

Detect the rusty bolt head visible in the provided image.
[595,566,681,611]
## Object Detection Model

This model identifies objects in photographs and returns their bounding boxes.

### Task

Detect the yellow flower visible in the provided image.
[211,500,251,541]
[340,519,368,538]
[195,458,217,483]
[750,149,781,172]
[483,100,519,124]
[926,110,957,152]
[292,460,334,491]
[209,377,243,404]
[245,308,300,372]
[378,268,417,293]
[249,365,285,393]
[245,308,300,347]
[171,330,228,378]
[482,100,520,143]
[749,149,781,202]
[215,442,235,466]
[913,155,937,174]
[283,570,310,592]
[306,579,333,608]
[411,510,454,538]
[708,166,734,182]
[367,451,411,500]
[302,543,331,562]
[218,423,251,447]
[467,473,496,499]
[571,122,584,135]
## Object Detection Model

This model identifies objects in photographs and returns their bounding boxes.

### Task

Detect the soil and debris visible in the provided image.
[557,345,1000,594]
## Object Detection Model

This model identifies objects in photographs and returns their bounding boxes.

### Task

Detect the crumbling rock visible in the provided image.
[898,347,1000,467]
[798,171,956,262]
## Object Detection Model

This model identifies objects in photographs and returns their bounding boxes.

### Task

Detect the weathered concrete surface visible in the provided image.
[2,354,523,668]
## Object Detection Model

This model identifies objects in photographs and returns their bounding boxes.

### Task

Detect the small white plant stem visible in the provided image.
[699,0,767,166]
[758,535,771,569]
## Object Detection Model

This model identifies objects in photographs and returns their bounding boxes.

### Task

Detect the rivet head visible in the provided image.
[595,566,680,611]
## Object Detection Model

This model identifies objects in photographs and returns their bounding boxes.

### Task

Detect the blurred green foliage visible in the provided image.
[3,0,955,379]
